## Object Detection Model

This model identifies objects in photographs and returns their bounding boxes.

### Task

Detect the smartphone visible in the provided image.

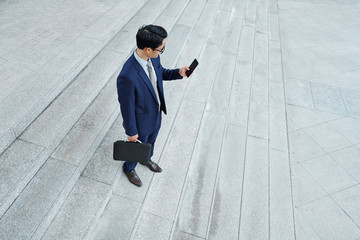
[185,59,199,77]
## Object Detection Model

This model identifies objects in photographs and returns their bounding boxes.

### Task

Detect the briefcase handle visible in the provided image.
[122,136,143,144]
[123,139,143,144]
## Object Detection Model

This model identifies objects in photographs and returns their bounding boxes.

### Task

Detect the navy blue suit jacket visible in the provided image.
[117,54,183,136]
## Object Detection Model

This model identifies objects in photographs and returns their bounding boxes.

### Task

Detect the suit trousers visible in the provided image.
[123,111,162,173]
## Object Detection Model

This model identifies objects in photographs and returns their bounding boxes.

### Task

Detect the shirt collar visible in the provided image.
[134,50,151,70]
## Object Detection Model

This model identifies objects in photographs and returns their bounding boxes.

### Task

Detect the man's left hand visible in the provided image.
[179,66,190,77]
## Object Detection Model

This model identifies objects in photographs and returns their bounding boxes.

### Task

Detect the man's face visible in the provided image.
[146,39,166,58]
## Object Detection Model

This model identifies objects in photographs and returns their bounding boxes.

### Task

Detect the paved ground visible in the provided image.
[1,0,360,239]
[279,0,360,239]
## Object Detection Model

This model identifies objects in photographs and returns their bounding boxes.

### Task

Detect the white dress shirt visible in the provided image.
[133,51,157,83]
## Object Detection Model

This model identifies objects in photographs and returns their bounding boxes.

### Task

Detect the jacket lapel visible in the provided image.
[131,55,159,104]
[152,58,164,97]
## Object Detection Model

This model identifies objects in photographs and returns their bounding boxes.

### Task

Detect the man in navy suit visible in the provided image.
[117,25,190,187]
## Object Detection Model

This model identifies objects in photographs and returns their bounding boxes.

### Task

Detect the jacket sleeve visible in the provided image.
[117,74,138,136]
[160,61,183,80]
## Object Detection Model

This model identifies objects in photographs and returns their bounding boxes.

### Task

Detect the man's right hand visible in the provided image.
[127,134,139,142]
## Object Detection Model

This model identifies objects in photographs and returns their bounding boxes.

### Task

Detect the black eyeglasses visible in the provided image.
[153,45,165,54]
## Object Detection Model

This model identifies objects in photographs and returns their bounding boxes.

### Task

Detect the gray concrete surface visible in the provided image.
[0,0,144,154]
[0,0,360,239]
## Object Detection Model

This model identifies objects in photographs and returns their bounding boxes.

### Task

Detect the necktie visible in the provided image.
[147,61,160,109]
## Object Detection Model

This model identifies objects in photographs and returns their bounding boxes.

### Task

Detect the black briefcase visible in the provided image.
[113,140,152,164]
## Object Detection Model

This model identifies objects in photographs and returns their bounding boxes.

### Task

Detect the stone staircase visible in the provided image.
[0,0,294,239]
[0,0,205,239]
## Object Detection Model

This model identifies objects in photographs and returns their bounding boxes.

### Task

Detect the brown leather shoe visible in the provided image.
[123,166,142,187]
[140,160,162,172]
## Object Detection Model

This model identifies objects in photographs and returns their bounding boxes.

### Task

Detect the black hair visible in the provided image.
[136,25,167,50]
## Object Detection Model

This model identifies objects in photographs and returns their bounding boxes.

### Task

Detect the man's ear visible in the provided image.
[145,47,152,54]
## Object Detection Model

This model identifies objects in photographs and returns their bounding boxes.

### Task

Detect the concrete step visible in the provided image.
[0,158,78,240]
[0,0,188,239]
[0,0,146,155]
[40,177,112,240]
